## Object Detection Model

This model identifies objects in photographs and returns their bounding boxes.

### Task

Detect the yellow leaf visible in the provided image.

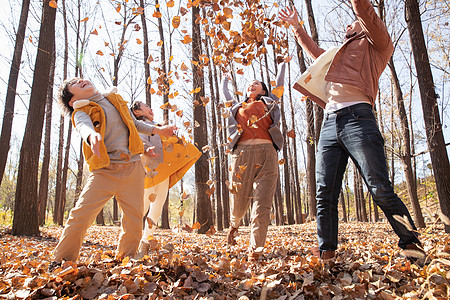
[81,17,89,22]
[147,76,152,84]
[49,0,57,8]
[169,55,173,61]
[271,86,284,98]
[157,40,163,46]
[181,35,192,44]
[172,16,181,28]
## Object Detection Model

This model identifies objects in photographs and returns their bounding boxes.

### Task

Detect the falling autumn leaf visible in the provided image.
[136,38,142,44]
[180,62,188,71]
[287,129,296,139]
[271,86,284,98]
[90,29,98,35]
[278,159,285,165]
[96,50,104,56]
[81,17,89,22]
[181,35,193,44]
[191,222,201,230]
[49,0,57,8]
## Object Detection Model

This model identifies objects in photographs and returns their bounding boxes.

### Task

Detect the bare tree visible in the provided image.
[192,5,212,233]
[0,0,31,185]
[405,0,450,232]
[12,0,57,236]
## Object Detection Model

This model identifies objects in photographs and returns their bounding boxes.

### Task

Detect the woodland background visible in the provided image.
[0,0,449,299]
[0,0,448,234]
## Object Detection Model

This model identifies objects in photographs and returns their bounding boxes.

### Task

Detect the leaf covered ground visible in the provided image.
[0,221,449,299]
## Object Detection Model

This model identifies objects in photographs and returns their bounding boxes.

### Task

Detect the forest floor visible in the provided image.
[0,220,449,299]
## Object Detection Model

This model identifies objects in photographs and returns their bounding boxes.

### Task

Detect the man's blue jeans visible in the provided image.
[316,103,420,252]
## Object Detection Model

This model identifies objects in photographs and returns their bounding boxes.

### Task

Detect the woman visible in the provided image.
[221,62,286,261]
[131,101,201,255]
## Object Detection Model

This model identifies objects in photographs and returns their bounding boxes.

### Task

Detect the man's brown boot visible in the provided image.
[227,227,238,245]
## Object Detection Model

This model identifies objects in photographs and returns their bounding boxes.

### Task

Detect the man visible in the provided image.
[54,78,175,263]
[279,0,423,260]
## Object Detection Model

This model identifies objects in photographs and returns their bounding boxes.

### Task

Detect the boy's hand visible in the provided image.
[89,132,102,158]
[154,125,177,136]
[145,146,158,157]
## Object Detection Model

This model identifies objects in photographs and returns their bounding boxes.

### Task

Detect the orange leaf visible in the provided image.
[287,129,296,139]
[157,40,163,47]
[172,16,181,28]
[116,3,121,12]
[271,86,284,98]
[181,35,192,44]
[96,50,104,56]
[278,159,285,165]
[148,193,157,202]
[167,0,174,7]
[81,17,89,22]
[236,69,244,75]
[90,29,98,35]
[176,110,183,117]
[222,21,230,31]
[147,54,154,63]
[147,76,152,84]
[153,11,162,18]
[180,62,188,71]
[49,0,57,8]
[192,222,201,230]
[223,7,233,19]
[136,38,142,44]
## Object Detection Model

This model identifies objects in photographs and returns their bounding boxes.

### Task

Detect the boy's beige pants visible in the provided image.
[230,144,278,249]
[54,161,145,262]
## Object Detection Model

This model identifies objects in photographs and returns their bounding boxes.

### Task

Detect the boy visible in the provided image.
[54,78,175,262]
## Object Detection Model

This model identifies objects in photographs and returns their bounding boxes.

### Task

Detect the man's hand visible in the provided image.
[89,132,102,158]
[279,8,300,27]
[153,125,177,136]
[145,146,158,157]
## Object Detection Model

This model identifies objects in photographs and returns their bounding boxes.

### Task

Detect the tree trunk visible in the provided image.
[192,5,212,234]
[74,141,84,205]
[388,58,425,228]
[340,190,347,223]
[204,21,223,231]
[38,49,55,225]
[0,0,30,185]
[12,0,57,236]
[161,195,170,229]
[139,0,152,107]
[57,122,72,225]
[405,0,450,232]
[53,117,65,225]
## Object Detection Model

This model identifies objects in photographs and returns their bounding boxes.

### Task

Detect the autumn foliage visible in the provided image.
[1,220,449,299]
